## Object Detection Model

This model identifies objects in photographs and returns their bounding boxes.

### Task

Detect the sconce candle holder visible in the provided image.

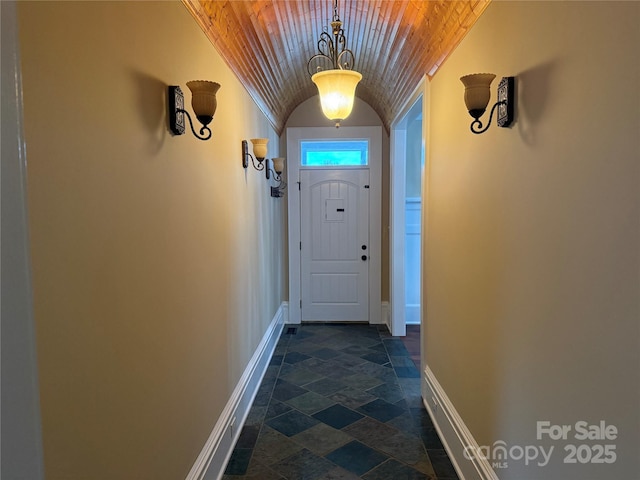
[169,80,220,141]
[460,74,514,134]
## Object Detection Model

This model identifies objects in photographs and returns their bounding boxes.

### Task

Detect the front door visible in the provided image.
[287,126,382,325]
[300,168,370,321]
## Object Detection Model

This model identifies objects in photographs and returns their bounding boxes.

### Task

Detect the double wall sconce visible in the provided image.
[168,80,221,140]
[460,74,514,134]
[242,139,287,198]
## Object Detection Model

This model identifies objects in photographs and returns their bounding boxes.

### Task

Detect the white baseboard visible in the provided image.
[380,301,390,328]
[185,302,287,480]
[423,366,499,480]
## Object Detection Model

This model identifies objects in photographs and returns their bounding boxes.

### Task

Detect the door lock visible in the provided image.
[361,245,367,250]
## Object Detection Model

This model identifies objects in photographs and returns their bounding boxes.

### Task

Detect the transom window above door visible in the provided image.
[301,139,369,167]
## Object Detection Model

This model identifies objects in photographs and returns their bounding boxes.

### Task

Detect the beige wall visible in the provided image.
[426,2,639,479]
[18,2,285,479]
[285,96,391,301]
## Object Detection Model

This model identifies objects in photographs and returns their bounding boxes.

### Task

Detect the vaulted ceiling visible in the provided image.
[183,0,490,134]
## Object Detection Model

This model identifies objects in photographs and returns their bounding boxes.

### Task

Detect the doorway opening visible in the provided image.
[390,95,423,337]
[286,127,382,325]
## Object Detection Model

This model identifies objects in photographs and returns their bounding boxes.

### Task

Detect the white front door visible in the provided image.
[287,126,382,325]
[300,168,370,321]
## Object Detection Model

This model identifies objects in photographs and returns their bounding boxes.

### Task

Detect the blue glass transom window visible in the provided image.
[301,140,369,166]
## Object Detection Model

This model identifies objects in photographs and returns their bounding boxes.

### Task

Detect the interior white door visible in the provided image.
[300,168,370,321]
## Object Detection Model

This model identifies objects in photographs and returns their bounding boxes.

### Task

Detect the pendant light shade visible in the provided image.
[312,70,362,127]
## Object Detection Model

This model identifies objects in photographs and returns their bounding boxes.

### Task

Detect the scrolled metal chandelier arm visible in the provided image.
[306,0,356,75]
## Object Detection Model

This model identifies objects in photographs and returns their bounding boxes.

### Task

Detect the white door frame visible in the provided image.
[390,78,428,337]
[287,126,382,325]
[1,2,46,477]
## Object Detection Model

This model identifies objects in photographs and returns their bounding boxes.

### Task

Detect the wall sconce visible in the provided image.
[168,80,221,140]
[460,74,514,134]
[269,157,287,198]
[242,138,269,176]
[242,139,287,197]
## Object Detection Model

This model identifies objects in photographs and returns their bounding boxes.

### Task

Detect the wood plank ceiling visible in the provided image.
[183,0,490,134]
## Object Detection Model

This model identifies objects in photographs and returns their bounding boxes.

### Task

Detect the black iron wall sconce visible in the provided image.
[242,139,287,197]
[460,74,514,134]
[269,157,287,198]
[242,138,269,175]
[168,80,220,140]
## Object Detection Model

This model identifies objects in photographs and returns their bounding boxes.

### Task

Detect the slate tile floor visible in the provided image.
[223,323,459,480]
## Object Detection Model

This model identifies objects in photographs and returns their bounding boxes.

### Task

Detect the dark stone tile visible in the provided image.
[241,458,287,479]
[342,417,400,448]
[366,382,405,404]
[313,404,363,429]
[253,384,273,407]
[265,399,292,420]
[383,338,410,356]
[377,432,431,466]
[328,387,377,409]
[281,367,325,387]
[267,409,319,437]
[368,342,388,353]
[390,355,416,367]
[357,398,406,422]
[334,353,367,368]
[394,366,420,378]
[305,377,346,396]
[272,379,308,402]
[427,449,459,479]
[245,405,267,426]
[252,426,303,466]
[270,354,284,366]
[421,428,445,449]
[285,351,312,364]
[314,467,361,479]
[351,362,397,382]
[292,423,352,455]
[270,448,336,480]
[224,448,252,475]
[340,345,377,356]
[326,440,389,476]
[361,351,391,365]
[341,372,383,390]
[309,348,342,360]
[387,412,423,436]
[362,459,434,480]
[286,391,335,414]
[236,425,260,449]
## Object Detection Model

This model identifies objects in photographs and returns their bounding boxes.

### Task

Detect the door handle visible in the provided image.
[361,255,368,261]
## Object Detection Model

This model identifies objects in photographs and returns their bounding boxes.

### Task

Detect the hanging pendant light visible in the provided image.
[307,0,362,127]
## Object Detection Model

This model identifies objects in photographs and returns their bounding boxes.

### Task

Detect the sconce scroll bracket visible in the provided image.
[168,85,212,141]
[497,76,514,128]
[168,86,185,135]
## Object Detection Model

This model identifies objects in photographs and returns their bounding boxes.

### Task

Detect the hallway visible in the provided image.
[223,324,458,479]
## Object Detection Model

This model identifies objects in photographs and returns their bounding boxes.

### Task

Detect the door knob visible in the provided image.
[361,255,368,261]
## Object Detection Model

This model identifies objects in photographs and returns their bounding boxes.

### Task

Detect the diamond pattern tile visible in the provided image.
[223,323,458,480]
